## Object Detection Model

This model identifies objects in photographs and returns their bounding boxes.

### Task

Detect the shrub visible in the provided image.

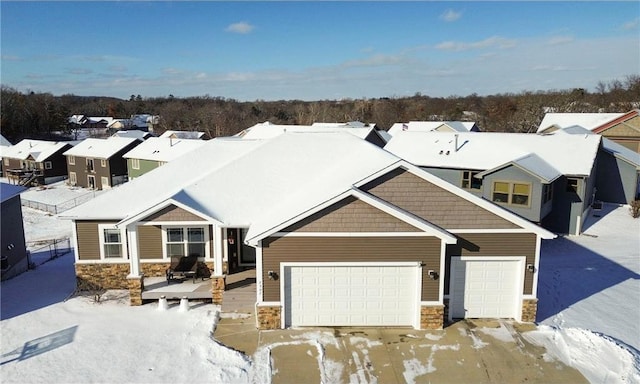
[630,200,640,218]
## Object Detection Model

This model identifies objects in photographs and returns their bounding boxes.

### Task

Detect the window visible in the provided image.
[567,178,579,193]
[462,171,482,190]
[164,226,207,258]
[3,158,9,166]
[68,155,75,165]
[87,158,95,172]
[44,161,52,170]
[101,176,109,188]
[98,225,125,259]
[492,181,531,206]
[542,184,553,203]
[131,158,140,170]
[69,172,77,185]
[101,159,107,167]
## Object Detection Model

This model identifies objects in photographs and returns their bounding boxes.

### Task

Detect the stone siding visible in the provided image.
[521,298,538,322]
[75,263,130,290]
[128,276,144,306]
[420,305,444,330]
[212,276,225,305]
[257,305,281,330]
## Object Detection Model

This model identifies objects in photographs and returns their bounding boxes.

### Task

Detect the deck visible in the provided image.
[141,276,212,300]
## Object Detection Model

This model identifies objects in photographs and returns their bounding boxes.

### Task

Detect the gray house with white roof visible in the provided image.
[62,133,555,330]
[384,131,602,235]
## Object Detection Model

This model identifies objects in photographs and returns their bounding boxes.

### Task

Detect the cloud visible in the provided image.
[342,54,406,68]
[440,9,462,22]
[67,68,92,75]
[225,22,255,34]
[620,17,639,31]
[108,65,128,73]
[1,55,22,62]
[162,67,183,75]
[547,36,574,45]
[435,36,516,51]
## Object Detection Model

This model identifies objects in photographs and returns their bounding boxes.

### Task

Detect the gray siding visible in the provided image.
[261,236,442,302]
[445,232,536,295]
[1,195,29,280]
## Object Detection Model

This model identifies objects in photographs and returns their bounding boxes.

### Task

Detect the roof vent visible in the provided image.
[439,150,444,155]
[446,150,450,155]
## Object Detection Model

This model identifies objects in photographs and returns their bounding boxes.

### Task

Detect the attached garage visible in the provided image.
[449,257,524,320]
[283,262,421,328]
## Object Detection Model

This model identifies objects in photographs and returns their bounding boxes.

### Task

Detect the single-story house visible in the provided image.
[122,137,206,179]
[387,121,480,137]
[234,121,387,147]
[61,133,554,330]
[537,110,640,153]
[63,137,142,190]
[384,130,602,235]
[1,183,29,281]
[1,139,73,186]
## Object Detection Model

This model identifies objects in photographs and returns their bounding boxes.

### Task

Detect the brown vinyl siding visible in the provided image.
[261,236,441,302]
[142,204,205,222]
[282,196,420,233]
[362,168,520,229]
[76,220,119,260]
[444,232,536,295]
[138,225,163,259]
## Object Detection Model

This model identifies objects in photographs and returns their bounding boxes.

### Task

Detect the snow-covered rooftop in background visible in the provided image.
[384,131,601,176]
[122,137,206,162]
[235,121,379,141]
[63,137,139,159]
[160,130,206,140]
[111,130,152,141]
[558,125,640,168]
[0,139,72,161]
[537,112,624,133]
[0,182,26,203]
[0,134,12,148]
[388,121,478,136]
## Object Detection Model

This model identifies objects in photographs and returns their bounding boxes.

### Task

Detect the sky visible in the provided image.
[1,1,639,101]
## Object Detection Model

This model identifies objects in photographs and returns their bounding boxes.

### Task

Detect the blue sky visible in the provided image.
[1,1,638,101]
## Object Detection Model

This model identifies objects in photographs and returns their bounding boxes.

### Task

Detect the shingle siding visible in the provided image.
[142,204,204,222]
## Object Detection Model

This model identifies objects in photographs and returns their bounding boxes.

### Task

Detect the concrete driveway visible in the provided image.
[214,315,587,383]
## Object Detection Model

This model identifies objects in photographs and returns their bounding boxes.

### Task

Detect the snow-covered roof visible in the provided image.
[87,116,114,124]
[63,137,139,159]
[384,131,601,177]
[558,125,640,169]
[122,137,206,162]
[62,133,554,242]
[112,130,152,140]
[0,182,27,203]
[0,134,12,148]
[160,130,206,140]
[537,113,625,133]
[477,153,562,183]
[0,139,71,161]
[388,121,478,136]
[235,122,379,141]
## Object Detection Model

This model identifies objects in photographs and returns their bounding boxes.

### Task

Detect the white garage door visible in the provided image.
[284,264,419,327]
[450,258,521,319]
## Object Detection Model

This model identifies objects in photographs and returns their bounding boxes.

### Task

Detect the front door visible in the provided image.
[226,228,256,274]
[87,175,96,189]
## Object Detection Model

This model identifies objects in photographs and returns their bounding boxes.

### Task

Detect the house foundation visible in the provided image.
[257,305,281,330]
[127,275,144,306]
[521,298,538,322]
[75,263,130,290]
[420,304,445,330]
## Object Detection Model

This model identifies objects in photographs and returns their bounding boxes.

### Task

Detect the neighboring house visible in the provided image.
[538,110,640,153]
[122,137,206,179]
[63,137,141,190]
[1,139,73,186]
[108,115,160,133]
[0,134,12,172]
[559,126,640,204]
[387,121,480,137]
[1,183,29,281]
[111,130,153,141]
[61,133,554,331]
[234,121,387,147]
[160,130,207,140]
[384,131,602,235]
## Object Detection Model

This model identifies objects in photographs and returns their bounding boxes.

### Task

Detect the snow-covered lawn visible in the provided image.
[2,189,639,382]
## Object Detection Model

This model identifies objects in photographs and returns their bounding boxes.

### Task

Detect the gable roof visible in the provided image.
[0,139,72,161]
[591,109,640,134]
[0,134,12,148]
[388,121,478,136]
[537,113,626,133]
[476,153,562,183]
[384,131,601,177]
[160,130,206,140]
[558,125,640,169]
[111,130,153,140]
[63,137,139,159]
[234,121,381,141]
[122,137,206,162]
[1,182,27,203]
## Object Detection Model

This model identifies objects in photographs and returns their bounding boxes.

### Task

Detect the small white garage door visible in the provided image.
[450,258,522,319]
[284,264,419,327]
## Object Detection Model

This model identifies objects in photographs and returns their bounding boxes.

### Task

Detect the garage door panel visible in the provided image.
[285,264,418,327]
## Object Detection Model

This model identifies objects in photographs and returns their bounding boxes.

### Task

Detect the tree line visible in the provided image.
[1,75,638,144]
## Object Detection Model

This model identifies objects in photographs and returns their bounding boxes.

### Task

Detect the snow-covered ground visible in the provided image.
[1,184,639,382]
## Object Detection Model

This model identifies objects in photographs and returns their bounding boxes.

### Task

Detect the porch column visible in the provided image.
[126,224,143,306]
[211,226,226,305]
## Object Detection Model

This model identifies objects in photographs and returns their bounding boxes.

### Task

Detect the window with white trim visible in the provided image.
[566,178,579,193]
[3,158,9,166]
[68,155,75,165]
[461,170,482,190]
[492,181,531,206]
[44,161,52,170]
[101,159,107,167]
[98,225,126,259]
[164,226,207,258]
[69,172,77,185]
[131,158,140,170]
[101,176,109,188]
[87,158,95,172]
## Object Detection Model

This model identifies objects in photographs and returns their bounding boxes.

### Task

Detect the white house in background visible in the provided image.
[234,121,387,147]
[123,137,207,179]
[387,121,480,137]
[159,130,207,140]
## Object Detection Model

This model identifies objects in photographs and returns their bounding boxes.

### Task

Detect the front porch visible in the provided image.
[141,276,213,300]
